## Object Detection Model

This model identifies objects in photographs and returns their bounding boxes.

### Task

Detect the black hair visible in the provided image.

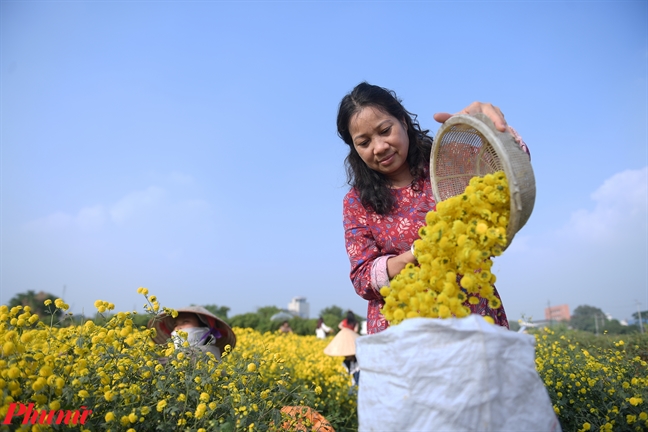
[336,82,433,214]
[345,310,357,327]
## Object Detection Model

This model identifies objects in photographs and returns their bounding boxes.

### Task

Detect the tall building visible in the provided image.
[288,297,310,319]
[545,304,570,322]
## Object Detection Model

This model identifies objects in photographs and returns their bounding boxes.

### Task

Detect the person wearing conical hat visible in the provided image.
[148,305,236,360]
[324,328,360,386]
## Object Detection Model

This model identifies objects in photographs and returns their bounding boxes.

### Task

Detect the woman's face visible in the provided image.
[173,313,201,331]
[348,106,410,184]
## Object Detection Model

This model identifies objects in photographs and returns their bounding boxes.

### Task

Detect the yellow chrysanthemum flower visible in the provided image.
[380,172,509,325]
[156,400,167,412]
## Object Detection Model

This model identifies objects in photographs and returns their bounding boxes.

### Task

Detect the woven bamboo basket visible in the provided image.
[430,113,536,249]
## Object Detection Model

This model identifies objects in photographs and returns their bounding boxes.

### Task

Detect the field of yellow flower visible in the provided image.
[2,292,648,431]
[0,293,357,431]
[534,327,648,432]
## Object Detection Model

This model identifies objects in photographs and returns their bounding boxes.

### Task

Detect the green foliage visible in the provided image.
[319,305,348,334]
[548,321,571,333]
[202,305,231,322]
[229,306,281,333]
[229,312,264,331]
[604,319,638,335]
[320,306,344,319]
[285,317,317,336]
[129,312,151,328]
[227,305,363,337]
[632,310,648,321]
[256,306,282,321]
[632,310,648,332]
[570,305,608,333]
[8,290,62,321]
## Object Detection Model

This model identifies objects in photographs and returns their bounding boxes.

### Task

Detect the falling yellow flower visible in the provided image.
[380,172,509,325]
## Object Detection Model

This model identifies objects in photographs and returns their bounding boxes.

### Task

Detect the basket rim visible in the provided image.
[430,113,531,248]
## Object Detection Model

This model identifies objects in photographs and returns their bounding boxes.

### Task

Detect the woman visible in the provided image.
[279,321,293,333]
[315,317,332,339]
[148,305,236,360]
[337,82,528,334]
[323,327,361,387]
[338,310,360,333]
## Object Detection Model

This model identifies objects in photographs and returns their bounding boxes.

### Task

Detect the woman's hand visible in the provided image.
[434,102,508,132]
[386,250,417,279]
[433,101,528,152]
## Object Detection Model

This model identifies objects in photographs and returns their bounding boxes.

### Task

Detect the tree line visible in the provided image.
[7,290,647,335]
[5,290,361,336]
[561,305,645,335]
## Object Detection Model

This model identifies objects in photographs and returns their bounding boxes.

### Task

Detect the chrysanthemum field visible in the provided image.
[1,292,647,431]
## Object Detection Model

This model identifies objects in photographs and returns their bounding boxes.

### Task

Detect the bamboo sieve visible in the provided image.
[430,113,536,249]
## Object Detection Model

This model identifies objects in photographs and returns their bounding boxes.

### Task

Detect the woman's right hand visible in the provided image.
[386,250,417,279]
[433,101,508,132]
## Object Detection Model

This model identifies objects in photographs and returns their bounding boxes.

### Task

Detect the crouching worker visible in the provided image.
[147,306,236,361]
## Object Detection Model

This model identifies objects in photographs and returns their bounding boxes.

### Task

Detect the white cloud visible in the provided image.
[109,186,165,224]
[24,211,73,231]
[498,166,648,322]
[24,186,166,231]
[24,205,107,232]
[76,205,106,231]
[561,167,647,243]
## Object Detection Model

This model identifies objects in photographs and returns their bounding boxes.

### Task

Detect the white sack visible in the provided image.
[356,315,561,432]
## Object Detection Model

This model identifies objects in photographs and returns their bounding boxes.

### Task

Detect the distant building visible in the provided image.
[287,297,310,319]
[545,304,570,321]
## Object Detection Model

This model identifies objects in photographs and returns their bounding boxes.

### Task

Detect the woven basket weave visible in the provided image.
[430,113,536,249]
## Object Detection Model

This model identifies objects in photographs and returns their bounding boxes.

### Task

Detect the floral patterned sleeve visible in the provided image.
[343,190,393,302]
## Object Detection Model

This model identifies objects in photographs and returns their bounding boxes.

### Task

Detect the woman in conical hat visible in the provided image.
[148,305,236,359]
[324,328,358,357]
[324,328,360,386]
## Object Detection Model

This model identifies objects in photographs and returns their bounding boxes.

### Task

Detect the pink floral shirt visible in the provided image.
[342,125,529,335]
[343,176,510,334]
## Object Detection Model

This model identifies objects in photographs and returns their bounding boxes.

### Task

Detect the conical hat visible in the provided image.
[324,328,359,356]
[147,305,236,353]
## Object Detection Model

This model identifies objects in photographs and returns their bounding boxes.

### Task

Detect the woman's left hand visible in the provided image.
[433,102,508,132]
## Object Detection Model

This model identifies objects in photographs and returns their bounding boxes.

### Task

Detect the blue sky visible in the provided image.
[1,1,646,324]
